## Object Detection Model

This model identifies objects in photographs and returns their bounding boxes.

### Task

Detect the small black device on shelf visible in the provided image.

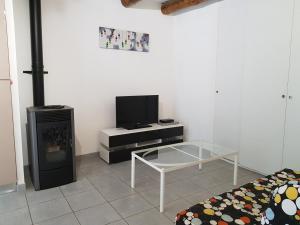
[159,119,175,124]
[116,95,159,130]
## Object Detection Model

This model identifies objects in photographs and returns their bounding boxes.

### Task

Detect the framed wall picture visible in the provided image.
[99,27,149,52]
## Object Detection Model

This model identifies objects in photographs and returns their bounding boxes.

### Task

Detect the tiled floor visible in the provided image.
[0,154,263,225]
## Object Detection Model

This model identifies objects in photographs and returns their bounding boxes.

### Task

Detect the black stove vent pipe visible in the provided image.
[23,0,48,107]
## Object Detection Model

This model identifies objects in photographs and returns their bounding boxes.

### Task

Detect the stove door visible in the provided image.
[37,121,73,171]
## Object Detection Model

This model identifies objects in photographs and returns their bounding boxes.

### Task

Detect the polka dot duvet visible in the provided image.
[261,179,300,225]
[175,169,300,225]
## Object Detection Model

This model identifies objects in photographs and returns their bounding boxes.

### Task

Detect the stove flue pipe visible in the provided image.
[24,0,48,107]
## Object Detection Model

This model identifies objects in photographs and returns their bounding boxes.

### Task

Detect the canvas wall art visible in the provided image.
[99,27,149,52]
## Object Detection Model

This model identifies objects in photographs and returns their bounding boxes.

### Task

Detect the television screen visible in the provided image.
[116,95,159,129]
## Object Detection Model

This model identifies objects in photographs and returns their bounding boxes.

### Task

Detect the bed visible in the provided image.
[175,169,300,225]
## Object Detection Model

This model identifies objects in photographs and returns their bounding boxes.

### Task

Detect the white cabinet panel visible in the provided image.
[0,0,10,79]
[283,1,300,171]
[239,0,294,174]
[0,80,16,186]
[213,0,245,151]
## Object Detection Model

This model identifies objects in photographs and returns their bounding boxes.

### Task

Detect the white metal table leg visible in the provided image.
[131,154,136,188]
[198,148,203,170]
[233,154,238,186]
[160,170,165,213]
[199,162,202,170]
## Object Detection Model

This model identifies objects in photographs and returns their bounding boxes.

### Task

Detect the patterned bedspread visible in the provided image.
[175,169,300,225]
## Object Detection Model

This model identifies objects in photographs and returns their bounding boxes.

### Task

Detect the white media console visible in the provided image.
[99,123,184,163]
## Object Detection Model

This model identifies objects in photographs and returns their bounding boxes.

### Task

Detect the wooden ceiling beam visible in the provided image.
[121,0,141,7]
[161,0,208,15]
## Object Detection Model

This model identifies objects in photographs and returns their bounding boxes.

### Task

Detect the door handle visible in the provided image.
[282,94,286,99]
[289,96,293,100]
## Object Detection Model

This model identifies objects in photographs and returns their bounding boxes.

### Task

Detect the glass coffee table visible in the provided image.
[131,141,239,212]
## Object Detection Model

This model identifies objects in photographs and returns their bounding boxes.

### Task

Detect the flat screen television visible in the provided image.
[116,95,159,130]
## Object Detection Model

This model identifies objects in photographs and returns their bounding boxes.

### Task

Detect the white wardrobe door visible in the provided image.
[213,0,244,151]
[239,0,294,175]
[174,5,219,142]
[283,1,300,171]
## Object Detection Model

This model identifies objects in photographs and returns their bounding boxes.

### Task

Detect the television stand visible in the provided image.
[99,123,184,164]
[122,124,152,130]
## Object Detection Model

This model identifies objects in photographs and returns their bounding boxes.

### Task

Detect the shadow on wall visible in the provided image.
[75,136,82,156]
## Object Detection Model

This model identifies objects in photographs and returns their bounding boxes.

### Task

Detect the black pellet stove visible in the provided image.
[25,0,76,190]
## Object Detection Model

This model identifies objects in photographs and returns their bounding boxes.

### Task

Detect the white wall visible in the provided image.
[173,4,219,142]
[13,0,176,164]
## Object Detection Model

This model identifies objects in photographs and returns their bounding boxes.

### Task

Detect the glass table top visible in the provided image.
[133,142,238,169]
